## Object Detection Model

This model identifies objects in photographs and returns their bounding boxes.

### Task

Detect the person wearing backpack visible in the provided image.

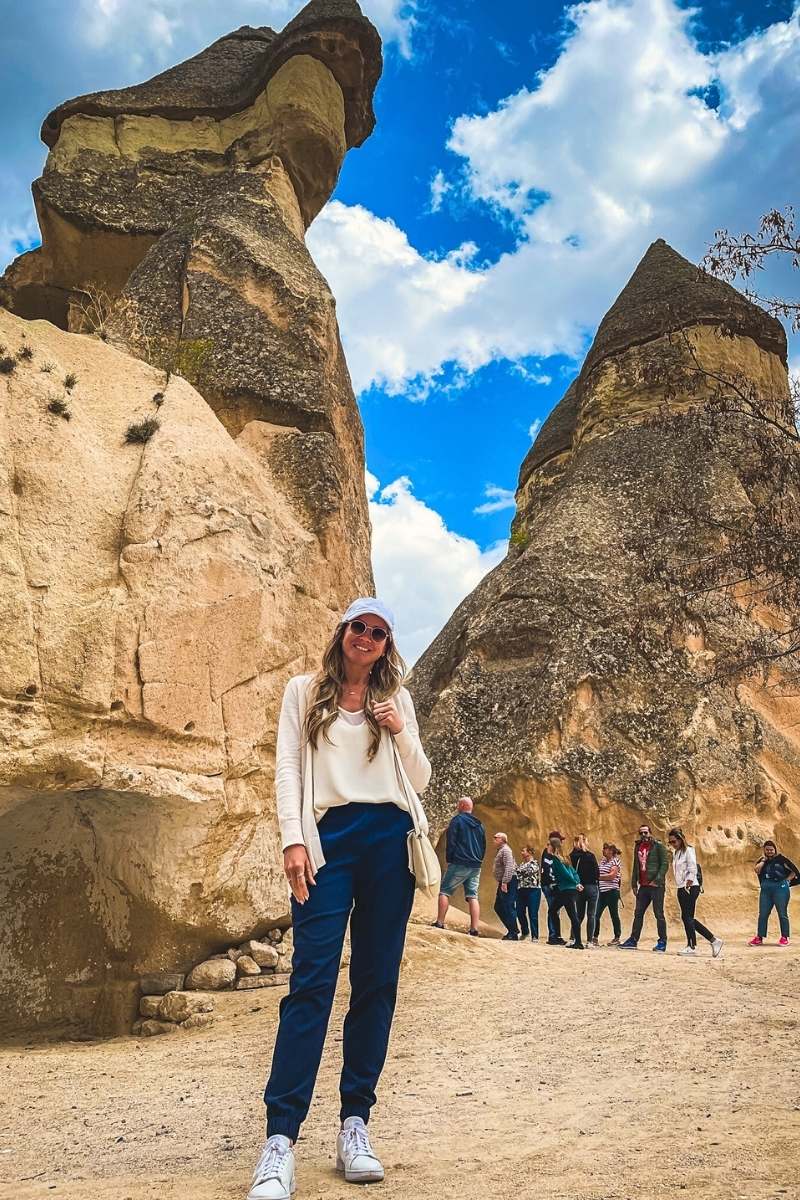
[547,837,585,950]
[667,828,723,958]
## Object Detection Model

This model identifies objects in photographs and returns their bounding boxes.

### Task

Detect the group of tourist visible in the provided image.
[434,800,799,954]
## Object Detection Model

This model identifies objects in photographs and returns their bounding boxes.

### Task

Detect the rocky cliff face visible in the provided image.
[412,241,800,913]
[0,0,378,1037]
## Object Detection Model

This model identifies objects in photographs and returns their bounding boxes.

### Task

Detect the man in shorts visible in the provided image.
[433,797,486,936]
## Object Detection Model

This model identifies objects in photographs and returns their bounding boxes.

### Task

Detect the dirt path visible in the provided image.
[1,919,798,1200]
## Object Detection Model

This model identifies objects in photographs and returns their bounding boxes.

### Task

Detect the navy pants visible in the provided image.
[542,885,557,938]
[494,877,519,937]
[517,886,542,938]
[758,880,791,938]
[265,802,415,1141]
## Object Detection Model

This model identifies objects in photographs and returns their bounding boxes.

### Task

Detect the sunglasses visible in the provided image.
[348,619,390,644]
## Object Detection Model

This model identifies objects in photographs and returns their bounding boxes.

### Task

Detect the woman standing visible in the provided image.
[547,837,585,950]
[516,846,542,941]
[593,843,622,946]
[570,834,600,949]
[247,598,431,1200]
[667,828,723,958]
[748,840,799,946]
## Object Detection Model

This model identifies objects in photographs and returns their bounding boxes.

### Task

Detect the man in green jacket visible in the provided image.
[619,823,669,951]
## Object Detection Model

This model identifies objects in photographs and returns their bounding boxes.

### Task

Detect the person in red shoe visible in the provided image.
[748,840,798,946]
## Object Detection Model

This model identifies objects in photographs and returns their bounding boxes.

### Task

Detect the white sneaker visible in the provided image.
[678,946,697,957]
[336,1117,384,1183]
[711,937,724,958]
[247,1135,296,1200]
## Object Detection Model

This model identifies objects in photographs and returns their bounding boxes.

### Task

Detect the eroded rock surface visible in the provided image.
[412,241,800,914]
[0,0,378,1038]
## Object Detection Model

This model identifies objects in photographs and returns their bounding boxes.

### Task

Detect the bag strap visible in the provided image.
[390,737,421,837]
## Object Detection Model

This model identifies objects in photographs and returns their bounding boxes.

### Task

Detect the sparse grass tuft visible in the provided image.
[125,416,159,444]
[152,392,164,406]
[0,355,17,375]
[64,372,78,390]
[40,361,54,374]
[47,398,72,420]
[17,345,34,361]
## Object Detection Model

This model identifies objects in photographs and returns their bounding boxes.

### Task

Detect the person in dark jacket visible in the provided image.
[619,824,669,951]
[434,797,486,936]
[548,837,584,949]
[748,840,799,946]
[570,834,600,949]
[541,830,564,943]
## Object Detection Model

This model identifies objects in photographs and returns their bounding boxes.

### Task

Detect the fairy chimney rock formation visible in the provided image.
[412,240,799,914]
[0,1,378,1037]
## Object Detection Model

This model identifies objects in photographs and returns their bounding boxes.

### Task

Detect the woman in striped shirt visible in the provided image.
[592,843,622,946]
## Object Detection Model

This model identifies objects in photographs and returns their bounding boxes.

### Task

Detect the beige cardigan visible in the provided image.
[275,673,432,872]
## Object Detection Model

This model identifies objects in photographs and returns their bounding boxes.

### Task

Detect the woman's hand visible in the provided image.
[372,697,405,735]
[284,844,316,904]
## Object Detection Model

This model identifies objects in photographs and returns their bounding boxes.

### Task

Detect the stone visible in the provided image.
[180,1012,215,1031]
[133,1019,178,1037]
[0,0,377,1039]
[138,973,185,997]
[412,240,800,907]
[185,958,237,991]
[158,991,215,1023]
[138,996,163,1019]
[267,928,283,943]
[235,971,291,990]
[227,947,244,962]
[239,940,279,968]
[236,955,262,977]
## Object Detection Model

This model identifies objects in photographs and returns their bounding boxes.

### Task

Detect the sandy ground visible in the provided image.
[1,912,799,1200]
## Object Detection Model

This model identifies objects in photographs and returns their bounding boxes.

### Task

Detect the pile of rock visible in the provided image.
[186,926,294,992]
[134,926,293,1035]
[133,990,215,1037]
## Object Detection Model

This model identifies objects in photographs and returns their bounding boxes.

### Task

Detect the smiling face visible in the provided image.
[341,613,390,672]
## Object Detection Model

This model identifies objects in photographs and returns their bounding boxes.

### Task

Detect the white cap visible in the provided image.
[342,596,396,632]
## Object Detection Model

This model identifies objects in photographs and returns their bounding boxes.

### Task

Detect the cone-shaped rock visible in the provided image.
[412,240,799,921]
[0,1,378,1038]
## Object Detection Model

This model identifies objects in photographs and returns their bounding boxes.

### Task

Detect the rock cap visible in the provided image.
[41,0,381,149]
[580,238,787,382]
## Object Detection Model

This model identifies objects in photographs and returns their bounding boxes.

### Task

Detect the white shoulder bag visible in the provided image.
[391,741,441,893]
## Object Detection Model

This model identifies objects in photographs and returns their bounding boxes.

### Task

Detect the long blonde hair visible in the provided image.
[304,622,407,761]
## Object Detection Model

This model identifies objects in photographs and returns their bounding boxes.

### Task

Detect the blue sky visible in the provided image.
[1,0,798,660]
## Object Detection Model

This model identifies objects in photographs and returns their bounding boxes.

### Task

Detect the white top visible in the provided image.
[337,707,366,726]
[672,845,699,888]
[312,715,409,821]
[275,673,432,871]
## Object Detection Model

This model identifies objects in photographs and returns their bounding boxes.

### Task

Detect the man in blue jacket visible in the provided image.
[433,797,486,936]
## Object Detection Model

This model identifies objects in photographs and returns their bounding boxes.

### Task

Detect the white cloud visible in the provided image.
[528,418,543,440]
[0,212,39,271]
[429,168,451,214]
[311,0,800,396]
[367,471,506,663]
[308,203,488,396]
[473,484,516,515]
